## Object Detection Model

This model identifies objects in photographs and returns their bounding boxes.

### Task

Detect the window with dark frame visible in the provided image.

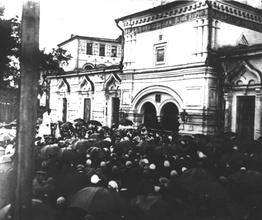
[99,44,105,56]
[111,45,117,57]
[86,42,92,55]
[156,47,165,62]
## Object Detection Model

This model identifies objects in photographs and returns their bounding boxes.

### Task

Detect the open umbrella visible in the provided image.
[86,147,106,160]
[179,167,227,201]
[193,134,209,147]
[40,144,60,157]
[113,140,135,154]
[55,147,77,162]
[169,141,184,153]
[131,193,192,220]
[250,153,262,173]
[131,193,162,213]
[69,186,129,219]
[228,169,262,192]
[119,118,133,126]
[74,118,87,126]
[101,126,111,132]
[70,138,94,154]
[220,151,250,165]
[0,199,57,220]
[93,140,112,149]
[136,139,156,152]
[89,132,103,140]
[87,120,102,127]
[178,135,194,142]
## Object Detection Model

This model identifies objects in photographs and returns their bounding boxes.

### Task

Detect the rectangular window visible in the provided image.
[86,43,92,55]
[154,43,166,65]
[111,45,117,57]
[99,44,105,56]
[156,48,165,62]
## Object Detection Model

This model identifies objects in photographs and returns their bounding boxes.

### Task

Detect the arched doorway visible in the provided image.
[161,103,179,132]
[143,102,158,129]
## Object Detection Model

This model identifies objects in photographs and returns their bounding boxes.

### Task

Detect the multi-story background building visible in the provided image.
[48,35,122,125]
[48,0,262,139]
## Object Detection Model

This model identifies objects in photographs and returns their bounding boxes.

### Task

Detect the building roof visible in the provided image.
[115,0,262,22]
[215,43,262,59]
[115,0,196,22]
[58,35,122,47]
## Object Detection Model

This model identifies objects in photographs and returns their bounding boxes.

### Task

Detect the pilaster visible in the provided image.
[255,87,262,139]
[223,91,233,132]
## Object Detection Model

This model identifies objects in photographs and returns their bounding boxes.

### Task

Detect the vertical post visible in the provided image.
[223,92,232,133]
[255,87,262,139]
[13,1,40,220]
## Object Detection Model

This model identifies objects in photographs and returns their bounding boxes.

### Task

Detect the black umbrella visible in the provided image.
[89,132,103,140]
[119,118,133,126]
[0,199,57,220]
[69,186,129,219]
[70,138,94,154]
[113,140,135,154]
[74,118,87,126]
[220,151,250,165]
[228,169,262,192]
[179,167,228,202]
[93,140,112,149]
[87,120,102,127]
[86,147,106,160]
[101,126,111,132]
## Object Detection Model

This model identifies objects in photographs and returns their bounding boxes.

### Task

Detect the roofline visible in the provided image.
[115,0,196,22]
[215,43,262,59]
[47,67,121,79]
[115,0,262,23]
[58,35,121,47]
[223,0,262,14]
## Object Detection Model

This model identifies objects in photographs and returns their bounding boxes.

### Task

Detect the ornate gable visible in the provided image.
[104,73,121,91]
[78,76,94,93]
[225,60,261,86]
[57,78,70,93]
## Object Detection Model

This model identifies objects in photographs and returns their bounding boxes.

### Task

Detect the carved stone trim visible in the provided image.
[122,1,262,34]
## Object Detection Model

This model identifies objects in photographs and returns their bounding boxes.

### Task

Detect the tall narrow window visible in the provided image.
[156,47,165,62]
[86,42,92,55]
[154,43,166,65]
[111,45,117,57]
[99,44,105,56]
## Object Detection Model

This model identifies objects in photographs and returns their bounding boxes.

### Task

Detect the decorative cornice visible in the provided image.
[120,0,262,35]
[122,2,209,34]
[211,0,262,32]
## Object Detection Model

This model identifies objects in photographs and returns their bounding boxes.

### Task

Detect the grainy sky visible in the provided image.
[2,0,261,52]
[2,0,162,51]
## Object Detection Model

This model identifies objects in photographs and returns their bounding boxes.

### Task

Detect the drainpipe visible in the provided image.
[115,19,125,73]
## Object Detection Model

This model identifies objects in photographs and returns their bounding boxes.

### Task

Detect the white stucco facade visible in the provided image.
[47,0,262,139]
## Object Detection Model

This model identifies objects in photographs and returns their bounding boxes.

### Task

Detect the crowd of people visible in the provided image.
[1,117,262,220]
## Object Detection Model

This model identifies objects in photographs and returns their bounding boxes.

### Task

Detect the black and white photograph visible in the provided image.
[0,0,262,219]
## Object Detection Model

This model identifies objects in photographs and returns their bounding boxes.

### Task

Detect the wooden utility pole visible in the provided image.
[13,1,40,220]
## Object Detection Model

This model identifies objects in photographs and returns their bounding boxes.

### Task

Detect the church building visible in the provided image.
[47,0,262,139]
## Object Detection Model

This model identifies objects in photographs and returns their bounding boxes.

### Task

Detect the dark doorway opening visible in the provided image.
[162,103,179,132]
[143,102,158,129]
[236,96,255,140]
[112,97,120,125]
